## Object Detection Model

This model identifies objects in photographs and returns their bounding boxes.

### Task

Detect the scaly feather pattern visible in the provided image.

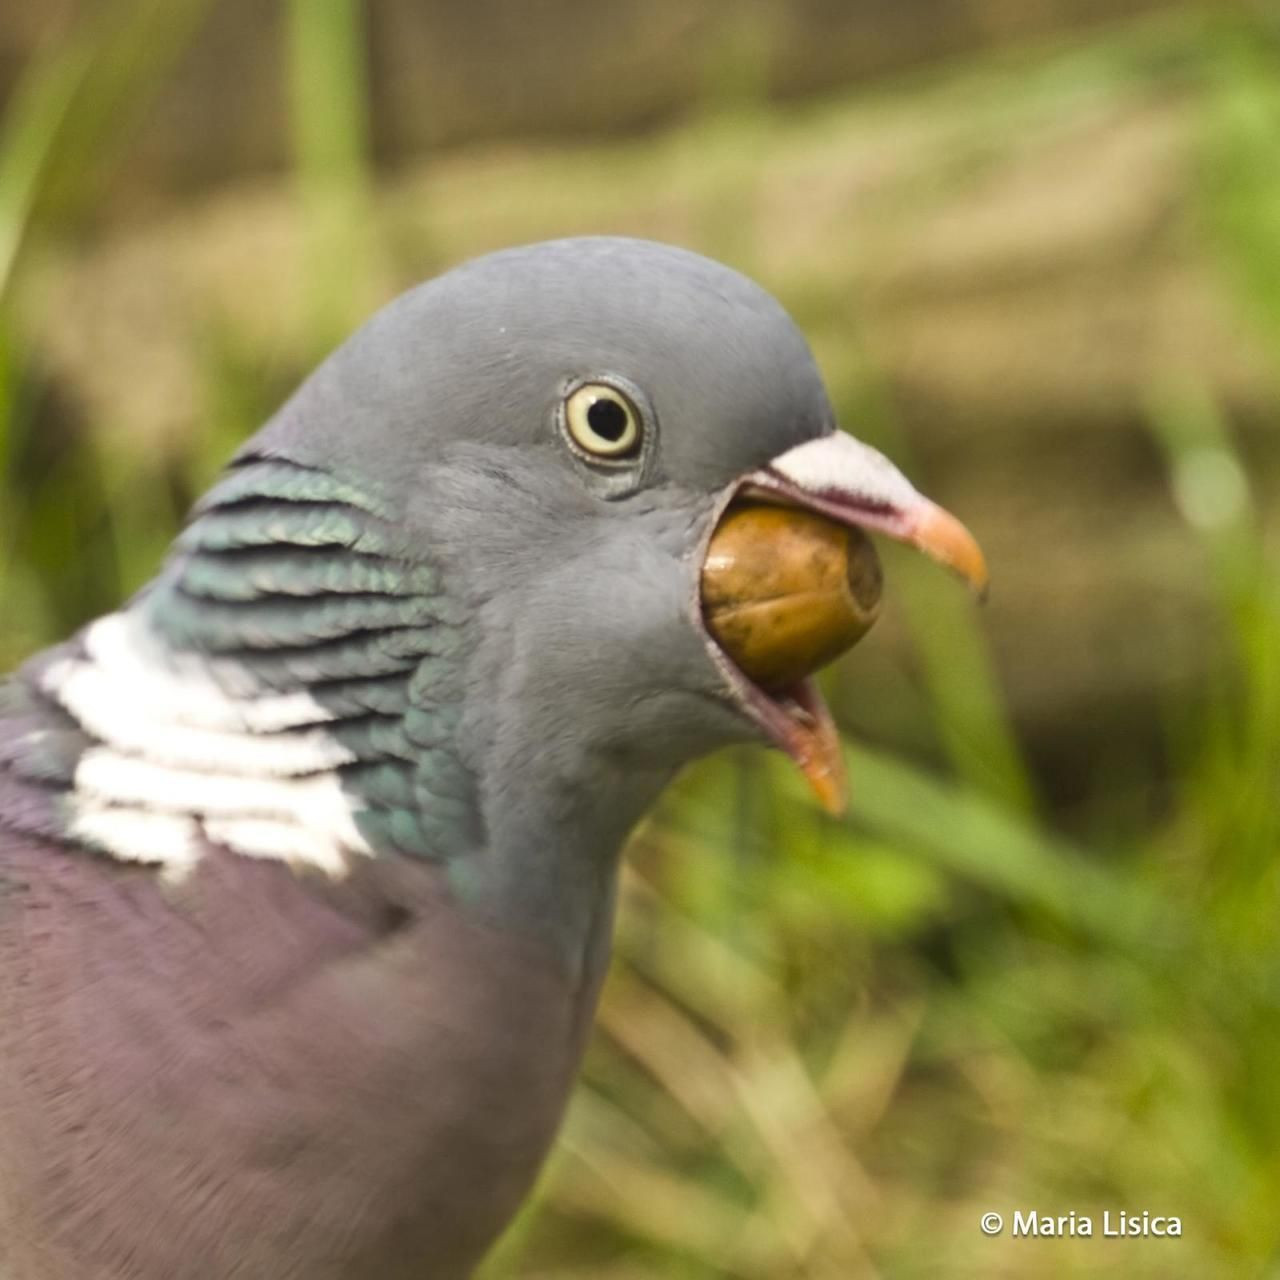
[0,455,475,876]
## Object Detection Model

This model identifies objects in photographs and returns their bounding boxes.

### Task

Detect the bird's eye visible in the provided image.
[562,383,642,460]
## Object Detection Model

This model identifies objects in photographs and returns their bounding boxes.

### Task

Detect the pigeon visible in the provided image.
[0,237,985,1279]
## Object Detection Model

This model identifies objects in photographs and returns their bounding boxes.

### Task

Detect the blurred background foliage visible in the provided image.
[2,1,1280,1276]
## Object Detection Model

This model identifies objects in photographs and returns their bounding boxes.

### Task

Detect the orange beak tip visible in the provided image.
[912,501,990,599]
[820,786,849,819]
[792,698,849,816]
[804,767,848,817]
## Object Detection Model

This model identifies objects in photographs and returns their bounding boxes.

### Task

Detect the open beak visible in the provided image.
[699,431,988,815]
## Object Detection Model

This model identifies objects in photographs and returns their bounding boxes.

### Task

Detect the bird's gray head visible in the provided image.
[249,239,845,814]
[34,237,984,944]
[260,236,835,497]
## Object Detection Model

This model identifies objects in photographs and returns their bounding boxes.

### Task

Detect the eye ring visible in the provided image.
[562,382,642,461]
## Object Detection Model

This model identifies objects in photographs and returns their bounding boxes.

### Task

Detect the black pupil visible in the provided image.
[586,396,629,443]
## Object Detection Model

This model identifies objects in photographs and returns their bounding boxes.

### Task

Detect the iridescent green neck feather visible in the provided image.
[145,454,482,865]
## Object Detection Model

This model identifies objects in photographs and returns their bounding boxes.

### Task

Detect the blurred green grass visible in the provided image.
[2,4,1280,1278]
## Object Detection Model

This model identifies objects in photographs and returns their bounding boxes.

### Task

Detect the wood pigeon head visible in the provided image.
[220,237,985,883]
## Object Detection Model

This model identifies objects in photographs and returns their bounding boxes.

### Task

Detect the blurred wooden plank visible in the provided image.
[0,0,1196,217]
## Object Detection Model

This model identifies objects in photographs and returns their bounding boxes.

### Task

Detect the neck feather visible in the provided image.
[10,454,637,975]
[14,456,474,878]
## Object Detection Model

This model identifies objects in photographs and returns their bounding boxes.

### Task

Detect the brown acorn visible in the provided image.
[701,504,883,690]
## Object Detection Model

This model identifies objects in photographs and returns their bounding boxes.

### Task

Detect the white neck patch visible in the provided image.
[41,611,373,880]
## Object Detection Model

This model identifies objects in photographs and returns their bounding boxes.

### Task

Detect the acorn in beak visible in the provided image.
[700,431,988,814]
